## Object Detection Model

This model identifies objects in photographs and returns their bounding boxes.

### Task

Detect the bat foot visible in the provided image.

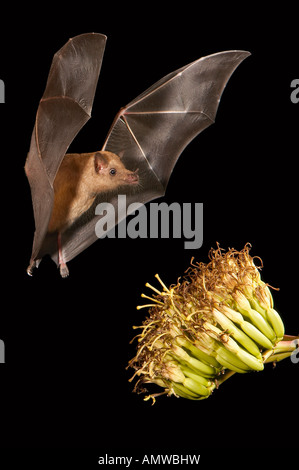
[27,266,34,276]
[59,263,69,278]
[26,259,40,276]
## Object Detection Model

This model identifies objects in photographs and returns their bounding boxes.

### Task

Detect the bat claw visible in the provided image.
[26,259,40,276]
[59,263,69,278]
[26,267,33,277]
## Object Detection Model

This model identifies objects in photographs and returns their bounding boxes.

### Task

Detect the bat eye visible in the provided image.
[110,168,117,176]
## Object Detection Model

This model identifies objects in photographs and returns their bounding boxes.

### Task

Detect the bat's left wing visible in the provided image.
[25,33,106,273]
[56,50,250,267]
[103,50,250,197]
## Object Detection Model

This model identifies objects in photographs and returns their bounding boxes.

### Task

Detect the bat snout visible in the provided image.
[124,169,139,184]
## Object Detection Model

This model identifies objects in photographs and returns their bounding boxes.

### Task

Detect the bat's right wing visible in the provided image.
[25,33,106,272]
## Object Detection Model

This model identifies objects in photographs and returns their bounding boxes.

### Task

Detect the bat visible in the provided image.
[25,32,250,277]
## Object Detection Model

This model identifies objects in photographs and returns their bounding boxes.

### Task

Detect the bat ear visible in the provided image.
[94,152,108,173]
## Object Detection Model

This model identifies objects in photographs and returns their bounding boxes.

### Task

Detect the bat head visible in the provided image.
[93,151,139,192]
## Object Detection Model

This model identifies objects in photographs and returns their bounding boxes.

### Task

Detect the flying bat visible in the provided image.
[25,32,250,277]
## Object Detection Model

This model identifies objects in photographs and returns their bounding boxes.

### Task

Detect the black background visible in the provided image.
[0,3,298,466]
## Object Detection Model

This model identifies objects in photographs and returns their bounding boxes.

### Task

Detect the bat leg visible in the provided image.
[57,232,69,278]
[26,259,41,276]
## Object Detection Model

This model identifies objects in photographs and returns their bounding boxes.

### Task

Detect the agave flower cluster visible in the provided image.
[128,244,297,402]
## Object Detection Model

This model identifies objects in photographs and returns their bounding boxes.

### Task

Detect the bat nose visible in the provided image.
[126,171,139,183]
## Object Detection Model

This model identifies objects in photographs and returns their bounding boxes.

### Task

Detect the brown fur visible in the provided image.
[48,150,138,233]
